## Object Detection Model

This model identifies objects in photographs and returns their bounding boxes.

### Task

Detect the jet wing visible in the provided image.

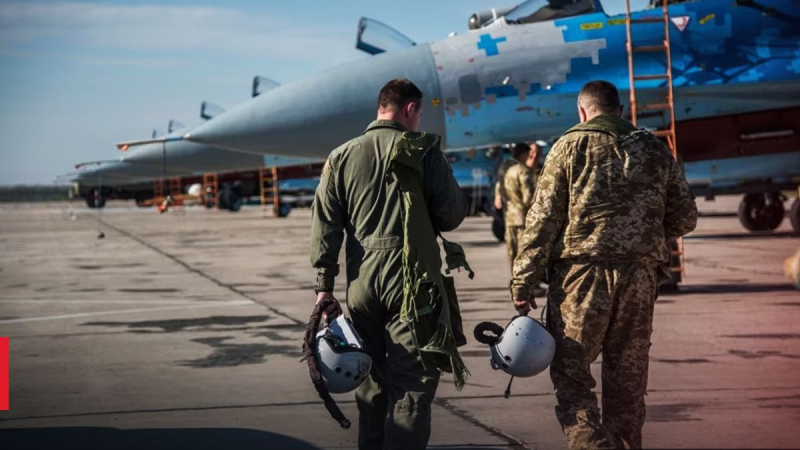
[74,159,120,169]
[115,136,182,151]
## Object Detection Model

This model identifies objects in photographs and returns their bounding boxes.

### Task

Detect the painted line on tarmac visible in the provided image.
[0,301,252,325]
[98,217,305,326]
[0,300,205,305]
[433,398,531,450]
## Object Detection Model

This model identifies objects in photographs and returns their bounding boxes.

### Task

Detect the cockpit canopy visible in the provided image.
[504,0,596,24]
[470,0,600,29]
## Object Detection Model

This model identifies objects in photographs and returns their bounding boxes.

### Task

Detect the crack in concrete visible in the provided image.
[433,398,531,450]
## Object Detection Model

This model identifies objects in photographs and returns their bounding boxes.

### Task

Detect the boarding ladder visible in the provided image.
[259,166,281,217]
[167,177,184,210]
[153,179,165,205]
[625,0,685,281]
[168,178,182,199]
[202,173,219,209]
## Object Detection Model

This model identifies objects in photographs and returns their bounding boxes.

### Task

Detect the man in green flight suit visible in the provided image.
[311,79,469,450]
[511,80,698,449]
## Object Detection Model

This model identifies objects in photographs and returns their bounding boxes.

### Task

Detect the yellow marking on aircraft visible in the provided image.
[607,18,626,26]
[699,13,715,25]
[581,22,604,30]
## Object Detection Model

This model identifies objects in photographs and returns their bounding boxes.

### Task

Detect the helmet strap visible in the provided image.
[504,376,515,399]
[302,297,352,429]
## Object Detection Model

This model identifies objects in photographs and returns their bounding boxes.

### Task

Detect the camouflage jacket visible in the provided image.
[310,120,468,292]
[511,114,698,299]
[503,160,537,227]
[495,158,518,203]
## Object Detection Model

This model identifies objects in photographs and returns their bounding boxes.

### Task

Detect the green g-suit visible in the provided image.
[311,120,468,450]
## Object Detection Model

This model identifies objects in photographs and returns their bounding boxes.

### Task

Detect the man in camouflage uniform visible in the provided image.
[493,149,517,211]
[311,79,468,450]
[511,80,698,449]
[502,143,540,267]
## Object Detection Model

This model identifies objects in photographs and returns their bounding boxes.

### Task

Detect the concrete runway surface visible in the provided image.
[1,198,798,449]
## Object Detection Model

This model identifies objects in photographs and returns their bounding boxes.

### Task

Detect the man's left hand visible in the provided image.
[513,297,537,316]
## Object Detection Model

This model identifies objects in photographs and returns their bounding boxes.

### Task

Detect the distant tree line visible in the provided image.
[0,185,71,202]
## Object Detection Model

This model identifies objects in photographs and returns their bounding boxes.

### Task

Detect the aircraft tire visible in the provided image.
[217,185,242,212]
[659,271,680,292]
[135,193,150,207]
[277,203,292,218]
[86,189,105,209]
[790,198,800,234]
[738,193,784,231]
[492,212,505,242]
[226,195,243,212]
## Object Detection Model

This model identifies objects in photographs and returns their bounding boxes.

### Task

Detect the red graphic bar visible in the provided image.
[1,337,8,410]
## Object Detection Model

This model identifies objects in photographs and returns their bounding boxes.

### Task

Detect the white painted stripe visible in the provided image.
[0,300,219,305]
[0,301,253,324]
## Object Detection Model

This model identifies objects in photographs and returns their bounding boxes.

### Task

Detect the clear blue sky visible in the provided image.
[0,0,645,185]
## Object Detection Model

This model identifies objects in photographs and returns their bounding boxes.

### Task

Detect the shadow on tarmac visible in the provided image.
[0,427,521,450]
[82,315,278,333]
[669,283,798,295]
[0,427,323,450]
[686,231,798,240]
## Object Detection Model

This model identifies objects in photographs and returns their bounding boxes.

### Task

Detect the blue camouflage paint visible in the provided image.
[434,0,800,151]
[476,34,508,56]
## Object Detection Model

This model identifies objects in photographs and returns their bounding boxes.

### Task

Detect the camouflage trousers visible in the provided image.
[347,248,441,450]
[505,225,525,270]
[547,261,659,450]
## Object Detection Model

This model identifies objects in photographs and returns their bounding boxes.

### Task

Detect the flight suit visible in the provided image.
[311,120,468,450]
[511,114,698,449]
[502,160,537,267]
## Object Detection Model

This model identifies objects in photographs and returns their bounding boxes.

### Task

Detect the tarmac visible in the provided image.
[1,197,799,449]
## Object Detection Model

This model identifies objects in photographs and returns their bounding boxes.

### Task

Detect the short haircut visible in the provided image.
[578,80,621,115]
[512,143,530,160]
[378,79,423,112]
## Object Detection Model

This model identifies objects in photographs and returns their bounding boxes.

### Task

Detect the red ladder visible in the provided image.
[202,173,219,209]
[153,179,165,205]
[625,0,685,281]
[259,166,281,217]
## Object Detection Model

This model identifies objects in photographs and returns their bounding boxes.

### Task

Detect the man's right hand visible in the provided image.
[316,291,342,320]
[513,297,537,316]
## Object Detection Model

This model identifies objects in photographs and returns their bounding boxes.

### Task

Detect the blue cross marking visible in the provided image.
[477,34,507,57]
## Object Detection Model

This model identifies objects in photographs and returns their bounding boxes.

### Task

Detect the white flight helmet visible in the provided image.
[479,316,555,378]
[316,316,372,394]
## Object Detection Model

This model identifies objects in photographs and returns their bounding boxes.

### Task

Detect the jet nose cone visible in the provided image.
[185,78,371,157]
[185,44,444,157]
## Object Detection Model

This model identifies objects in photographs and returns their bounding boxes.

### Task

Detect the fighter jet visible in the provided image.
[74,85,321,210]
[176,0,800,232]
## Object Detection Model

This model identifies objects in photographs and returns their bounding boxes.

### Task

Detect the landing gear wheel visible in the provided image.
[85,189,105,209]
[659,240,682,292]
[277,203,292,218]
[790,198,800,234]
[738,193,784,231]
[135,192,149,207]
[492,211,505,242]
[218,185,242,212]
[659,272,680,292]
